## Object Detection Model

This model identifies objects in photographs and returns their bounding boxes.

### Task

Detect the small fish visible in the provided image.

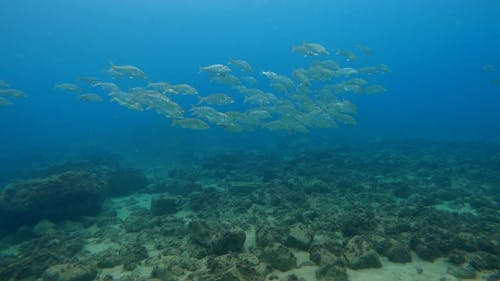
[356,44,374,56]
[198,93,235,106]
[172,118,210,130]
[199,64,232,75]
[171,84,198,95]
[483,65,496,72]
[54,83,81,94]
[0,97,13,106]
[228,58,253,72]
[76,76,100,86]
[292,42,330,56]
[336,49,357,61]
[360,84,387,94]
[93,82,121,93]
[0,80,10,88]
[209,73,241,86]
[106,63,147,80]
[0,89,26,98]
[79,93,103,102]
[240,76,258,86]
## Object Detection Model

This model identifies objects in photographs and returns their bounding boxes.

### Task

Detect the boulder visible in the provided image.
[188,220,246,256]
[385,244,412,263]
[0,170,106,230]
[344,236,382,269]
[285,223,313,250]
[261,243,297,271]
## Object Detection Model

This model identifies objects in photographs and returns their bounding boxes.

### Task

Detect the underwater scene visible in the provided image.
[0,1,499,280]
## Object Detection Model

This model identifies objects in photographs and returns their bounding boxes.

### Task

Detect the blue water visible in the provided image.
[1,0,500,170]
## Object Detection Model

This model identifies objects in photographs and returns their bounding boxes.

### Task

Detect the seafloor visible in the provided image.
[0,140,499,281]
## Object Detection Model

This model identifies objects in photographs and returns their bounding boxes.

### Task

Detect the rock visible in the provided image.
[150,196,180,216]
[315,264,349,281]
[42,263,96,281]
[123,215,151,233]
[344,236,382,269]
[119,243,148,271]
[33,219,59,236]
[447,265,476,279]
[486,271,500,281]
[212,229,246,255]
[285,223,313,250]
[340,210,376,237]
[105,168,149,196]
[188,220,246,256]
[261,243,297,271]
[0,170,106,230]
[256,225,284,249]
[385,244,412,263]
[468,251,500,270]
[309,241,344,266]
[447,250,466,265]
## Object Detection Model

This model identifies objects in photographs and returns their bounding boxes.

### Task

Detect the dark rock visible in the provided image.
[261,243,297,271]
[340,209,376,237]
[0,170,106,230]
[315,264,349,281]
[309,245,343,265]
[123,215,151,233]
[410,227,448,261]
[150,196,180,216]
[447,250,466,265]
[105,168,149,196]
[285,223,313,250]
[42,263,97,281]
[386,244,412,263]
[188,220,246,256]
[106,243,148,271]
[447,265,476,279]
[344,236,382,269]
[212,229,246,255]
[486,271,500,281]
[256,225,284,249]
[469,251,500,270]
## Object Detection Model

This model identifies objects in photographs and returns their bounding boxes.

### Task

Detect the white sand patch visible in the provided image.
[434,201,478,216]
[108,193,153,220]
[83,240,120,254]
[244,226,256,250]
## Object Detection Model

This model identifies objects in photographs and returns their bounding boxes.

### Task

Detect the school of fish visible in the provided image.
[51,42,391,132]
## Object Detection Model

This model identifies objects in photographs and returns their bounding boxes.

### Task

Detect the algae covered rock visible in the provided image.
[385,244,412,263]
[0,170,106,230]
[261,243,297,271]
[150,195,180,216]
[285,223,313,250]
[188,220,246,256]
[344,236,382,269]
[42,263,96,281]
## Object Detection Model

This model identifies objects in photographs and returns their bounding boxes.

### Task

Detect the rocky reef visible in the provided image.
[0,140,498,281]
